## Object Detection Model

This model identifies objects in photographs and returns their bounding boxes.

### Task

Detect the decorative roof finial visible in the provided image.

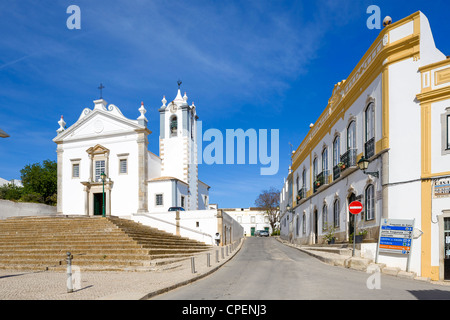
[57,115,66,133]
[162,95,167,107]
[177,79,182,89]
[138,101,148,127]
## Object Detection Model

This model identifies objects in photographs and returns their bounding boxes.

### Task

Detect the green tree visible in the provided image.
[20,160,57,205]
[255,187,280,233]
[0,183,23,201]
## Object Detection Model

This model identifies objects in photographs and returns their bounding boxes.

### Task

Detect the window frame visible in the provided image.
[155,193,164,206]
[71,159,81,179]
[333,136,340,167]
[365,184,375,221]
[322,204,328,231]
[347,120,356,151]
[95,160,106,182]
[333,199,340,228]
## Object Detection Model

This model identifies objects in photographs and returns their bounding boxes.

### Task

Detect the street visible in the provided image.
[152,237,450,300]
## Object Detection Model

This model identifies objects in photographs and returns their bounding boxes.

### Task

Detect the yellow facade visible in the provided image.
[417,58,450,280]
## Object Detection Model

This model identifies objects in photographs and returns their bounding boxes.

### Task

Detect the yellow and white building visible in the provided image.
[279,11,450,280]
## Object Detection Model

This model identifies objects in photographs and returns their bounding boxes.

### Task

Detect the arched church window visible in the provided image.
[170,116,178,137]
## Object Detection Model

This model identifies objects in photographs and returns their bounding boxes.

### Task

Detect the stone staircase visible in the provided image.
[0,215,211,271]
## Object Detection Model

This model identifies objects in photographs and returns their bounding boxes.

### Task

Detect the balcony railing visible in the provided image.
[365,137,375,159]
[333,165,340,180]
[296,188,305,205]
[314,170,329,193]
[340,148,357,172]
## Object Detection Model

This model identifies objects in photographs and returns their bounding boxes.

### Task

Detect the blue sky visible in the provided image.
[0,0,449,209]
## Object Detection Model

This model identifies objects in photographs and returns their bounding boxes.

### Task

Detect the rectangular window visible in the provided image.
[155,194,163,206]
[251,216,255,223]
[72,163,80,178]
[365,185,375,221]
[95,160,105,182]
[119,159,127,174]
[447,115,450,149]
[181,196,185,208]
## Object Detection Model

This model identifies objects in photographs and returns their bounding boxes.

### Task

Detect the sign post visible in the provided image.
[375,218,415,272]
[349,201,363,257]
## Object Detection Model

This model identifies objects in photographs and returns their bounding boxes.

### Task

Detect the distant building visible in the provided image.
[222,207,273,236]
[0,178,22,187]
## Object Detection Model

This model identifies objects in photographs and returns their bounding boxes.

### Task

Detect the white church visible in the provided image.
[53,85,210,217]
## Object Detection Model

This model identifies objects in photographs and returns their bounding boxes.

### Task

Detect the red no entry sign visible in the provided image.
[349,201,363,215]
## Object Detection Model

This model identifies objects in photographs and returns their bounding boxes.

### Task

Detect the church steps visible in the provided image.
[0,216,211,271]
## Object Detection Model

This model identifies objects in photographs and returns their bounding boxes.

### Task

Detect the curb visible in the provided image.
[275,237,433,283]
[99,238,245,300]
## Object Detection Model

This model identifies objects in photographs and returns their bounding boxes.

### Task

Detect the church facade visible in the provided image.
[53,87,210,217]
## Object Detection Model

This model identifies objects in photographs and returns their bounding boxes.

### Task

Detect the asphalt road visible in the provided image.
[151,237,450,300]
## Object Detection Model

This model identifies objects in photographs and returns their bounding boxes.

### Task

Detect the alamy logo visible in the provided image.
[366,5,381,30]
[197,121,279,176]
[366,270,381,290]
[66,5,81,30]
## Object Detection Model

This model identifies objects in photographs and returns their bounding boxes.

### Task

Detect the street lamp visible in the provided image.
[100,172,106,217]
[357,156,379,178]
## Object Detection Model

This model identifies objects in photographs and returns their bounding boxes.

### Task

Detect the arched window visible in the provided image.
[322,204,328,230]
[365,103,375,158]
[346,121,356,166]
[333,199,340,228]
[170,116,178,137]
[302,168,306,190]
[365,184,375,221]
[322,147,328,179]
[313,157,318,182]
[347,121,356,151]
[333,136,340,167]
[333,135,341,180]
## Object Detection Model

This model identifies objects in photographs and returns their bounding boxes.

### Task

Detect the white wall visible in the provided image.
[133,209,243,245]
[61,134,139,216]
[0,199,57,219]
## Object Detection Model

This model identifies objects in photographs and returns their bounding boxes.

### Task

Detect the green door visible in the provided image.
[250,227,255,236]
[94,193,104,216]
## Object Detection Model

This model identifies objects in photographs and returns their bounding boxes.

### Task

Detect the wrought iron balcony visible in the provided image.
[333,165,340,180]
[313,171,329,193]
[296,188,305,205]
[365,137,375,159]
[340,148,357,172]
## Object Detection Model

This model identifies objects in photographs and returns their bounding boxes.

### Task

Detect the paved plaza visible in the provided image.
[0,242,242,300]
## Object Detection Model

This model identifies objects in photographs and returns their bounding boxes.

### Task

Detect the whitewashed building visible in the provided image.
[280,11,450,280]
[53,86,209,217]
[222,207,273,236]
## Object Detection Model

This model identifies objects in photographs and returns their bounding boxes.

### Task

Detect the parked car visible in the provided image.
[168,207,185,211]
[258,230,269,237]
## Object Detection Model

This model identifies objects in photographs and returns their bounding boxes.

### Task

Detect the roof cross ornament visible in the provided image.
[98,83,105,99]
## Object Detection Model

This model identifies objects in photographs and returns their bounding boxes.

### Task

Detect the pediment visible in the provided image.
[53,109,146,143]
[86,144,110,156]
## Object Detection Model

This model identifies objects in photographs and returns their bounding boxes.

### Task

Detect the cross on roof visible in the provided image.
[98,83,105,99]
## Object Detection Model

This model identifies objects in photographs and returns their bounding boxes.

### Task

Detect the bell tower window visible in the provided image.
[170,116,178,137]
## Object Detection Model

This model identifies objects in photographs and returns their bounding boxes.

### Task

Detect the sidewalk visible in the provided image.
[0,239,243,300]
[276,237,447,284]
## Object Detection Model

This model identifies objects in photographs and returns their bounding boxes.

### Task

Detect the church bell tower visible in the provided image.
[158,82,199,210]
